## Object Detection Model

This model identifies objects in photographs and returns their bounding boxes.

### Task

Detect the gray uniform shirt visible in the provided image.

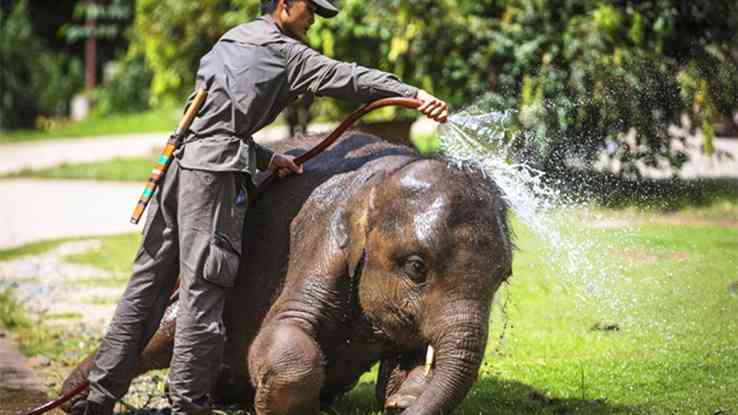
[176,15,419,176]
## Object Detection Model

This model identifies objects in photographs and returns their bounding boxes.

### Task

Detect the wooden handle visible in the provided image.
[129,89,208,225]
[177,89,208,131]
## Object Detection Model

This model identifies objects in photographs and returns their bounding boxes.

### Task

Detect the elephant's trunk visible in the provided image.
[402,300,489,415]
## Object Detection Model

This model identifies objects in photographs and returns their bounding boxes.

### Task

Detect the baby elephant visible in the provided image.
[62,132,513,415]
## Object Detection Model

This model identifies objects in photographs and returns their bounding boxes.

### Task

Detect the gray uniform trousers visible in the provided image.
[87,158,248,415]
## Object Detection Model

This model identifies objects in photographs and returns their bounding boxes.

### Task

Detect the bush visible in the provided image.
[0,0,83,130]
[126,0,738,177]
[93,51,153,115]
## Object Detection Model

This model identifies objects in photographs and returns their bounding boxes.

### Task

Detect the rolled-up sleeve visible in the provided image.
[284,43,418,102]
[253,142,274,171]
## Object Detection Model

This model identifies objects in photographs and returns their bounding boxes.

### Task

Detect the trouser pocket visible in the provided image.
[179,168,249,288]
[203,233,240,288]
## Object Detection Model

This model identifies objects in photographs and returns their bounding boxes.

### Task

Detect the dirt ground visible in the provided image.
[0,241,116,415]
[0,327,48,415]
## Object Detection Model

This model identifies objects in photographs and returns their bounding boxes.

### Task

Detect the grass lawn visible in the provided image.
[1,207,736,414]
[0,108,183,144]
[4,157,154,182]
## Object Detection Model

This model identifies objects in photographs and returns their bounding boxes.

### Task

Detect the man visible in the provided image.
[75,0,448,414]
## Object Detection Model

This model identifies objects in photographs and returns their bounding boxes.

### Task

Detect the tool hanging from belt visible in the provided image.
[130,89,208,225]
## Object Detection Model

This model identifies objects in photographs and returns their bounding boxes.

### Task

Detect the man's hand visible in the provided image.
[416,90,449,123]
[269,153,303,178]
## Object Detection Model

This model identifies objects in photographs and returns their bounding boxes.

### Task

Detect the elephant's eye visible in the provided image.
[403,255,427,283]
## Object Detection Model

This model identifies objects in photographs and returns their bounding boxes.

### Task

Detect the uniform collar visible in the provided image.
[221,15,301,46]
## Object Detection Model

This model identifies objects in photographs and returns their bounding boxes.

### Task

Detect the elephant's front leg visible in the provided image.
[249,323,325,415]
[376,349,431,412]
[246,201,356,414]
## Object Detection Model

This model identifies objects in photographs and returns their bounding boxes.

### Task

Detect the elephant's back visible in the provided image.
[263,130,419,175]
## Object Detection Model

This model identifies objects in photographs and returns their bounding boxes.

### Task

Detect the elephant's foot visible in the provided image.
[376,349,431,411]
[250,324,325,415]
[384,364,430,411]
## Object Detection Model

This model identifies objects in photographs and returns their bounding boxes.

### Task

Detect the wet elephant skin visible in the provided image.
[61,131,513,415]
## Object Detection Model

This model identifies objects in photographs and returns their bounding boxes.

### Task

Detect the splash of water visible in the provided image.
[438,108,634,315]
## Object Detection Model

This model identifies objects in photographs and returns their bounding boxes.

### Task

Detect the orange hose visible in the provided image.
[251,97,422,200]
[24,381,89,415]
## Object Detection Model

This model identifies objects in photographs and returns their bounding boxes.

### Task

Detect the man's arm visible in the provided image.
[284,43,447,122]
[284,43,417,101]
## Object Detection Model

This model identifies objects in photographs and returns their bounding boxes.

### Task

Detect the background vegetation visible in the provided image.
[1,0,737,176]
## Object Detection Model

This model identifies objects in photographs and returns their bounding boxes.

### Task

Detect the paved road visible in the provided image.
[0,124,319,176]
[0,179,143,249]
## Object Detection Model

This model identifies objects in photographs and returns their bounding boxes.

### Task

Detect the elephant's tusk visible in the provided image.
[424,345,435,377]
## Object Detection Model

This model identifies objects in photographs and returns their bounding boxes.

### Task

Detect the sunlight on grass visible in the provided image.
[5,157,154,182]
[0,107,181,144]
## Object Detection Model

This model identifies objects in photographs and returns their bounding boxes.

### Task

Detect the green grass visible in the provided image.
[0,107,181,144]
[0,235,134,364]
[464,221,738,414]
[63,232,141,273]
[5,157,155,182]
[0,288,32,330]
[0,238,71,262]
[1,286,96,365]
[0,209,736,413]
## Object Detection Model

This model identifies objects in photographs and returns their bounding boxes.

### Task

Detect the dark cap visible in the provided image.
[310,0,338,18]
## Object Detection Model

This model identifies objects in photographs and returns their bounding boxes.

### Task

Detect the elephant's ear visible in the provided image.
[342,172,385,278]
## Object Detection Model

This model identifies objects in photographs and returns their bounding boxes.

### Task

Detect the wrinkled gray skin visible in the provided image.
[62,132,513,415]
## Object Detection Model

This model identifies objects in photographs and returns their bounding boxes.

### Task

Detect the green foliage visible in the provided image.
[63,0,133,42]
[93,51,154,114]
[413,0,738,177]
[132,0,257,107]
[0,0,84,130]
[1,0,43,129]
[90,0,738,176]
[6,157,153,182]
[0,288,31,330]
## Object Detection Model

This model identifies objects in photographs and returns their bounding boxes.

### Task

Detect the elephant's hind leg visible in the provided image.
[249,324,324,415]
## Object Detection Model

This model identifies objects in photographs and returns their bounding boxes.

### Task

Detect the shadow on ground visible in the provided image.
[61,375,646,415]
[329,376,642,415]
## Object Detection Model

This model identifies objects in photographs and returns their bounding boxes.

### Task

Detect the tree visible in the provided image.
[130,0,738,176]
[132,0,255,107]
[441,0,738,176]
[63,0,134,90]
[1,0,84,129]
